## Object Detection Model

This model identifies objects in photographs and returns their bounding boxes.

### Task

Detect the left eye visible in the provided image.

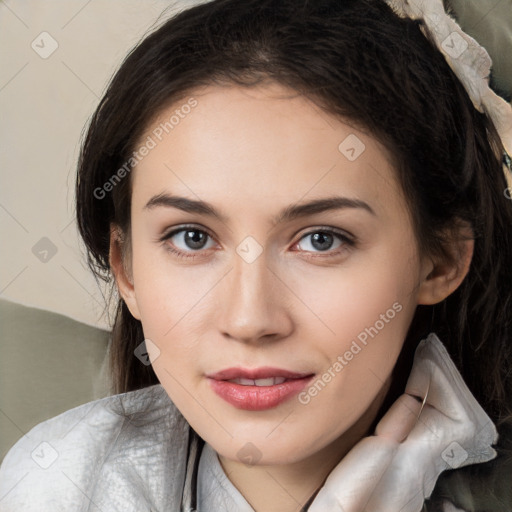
[294,230,352,254]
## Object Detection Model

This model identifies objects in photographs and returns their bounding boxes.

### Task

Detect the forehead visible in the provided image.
[131,82,408,223]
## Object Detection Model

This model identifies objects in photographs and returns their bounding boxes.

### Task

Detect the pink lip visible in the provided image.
[206,366,312,380]
[206,367,315,411]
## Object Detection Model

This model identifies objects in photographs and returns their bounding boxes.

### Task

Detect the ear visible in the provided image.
[416,222,474,305]
[109,224,141,320]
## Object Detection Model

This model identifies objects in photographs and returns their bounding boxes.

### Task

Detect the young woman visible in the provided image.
[1,0,511,510]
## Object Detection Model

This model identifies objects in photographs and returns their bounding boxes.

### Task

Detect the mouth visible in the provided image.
[206,367,315,411]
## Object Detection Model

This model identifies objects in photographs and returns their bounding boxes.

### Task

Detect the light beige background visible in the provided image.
[0,0,201,330]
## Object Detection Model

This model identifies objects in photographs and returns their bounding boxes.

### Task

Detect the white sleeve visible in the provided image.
[0,400,109,512]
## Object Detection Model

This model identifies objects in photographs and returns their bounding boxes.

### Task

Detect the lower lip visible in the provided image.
[208,376,314,411]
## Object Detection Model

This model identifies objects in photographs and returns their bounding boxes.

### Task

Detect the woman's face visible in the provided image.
[121,82,429,465]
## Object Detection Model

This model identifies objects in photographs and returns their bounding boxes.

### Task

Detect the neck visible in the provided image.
[218,378,393,512]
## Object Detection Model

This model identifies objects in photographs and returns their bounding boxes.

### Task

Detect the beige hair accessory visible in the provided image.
[385,0,512,189]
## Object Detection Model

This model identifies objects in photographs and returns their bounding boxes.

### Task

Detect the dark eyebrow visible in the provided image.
[143,193,376,225]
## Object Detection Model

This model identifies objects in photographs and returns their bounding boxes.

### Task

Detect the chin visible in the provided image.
[206,429,325,467]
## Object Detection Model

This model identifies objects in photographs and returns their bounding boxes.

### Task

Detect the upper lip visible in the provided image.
[206,367,314,380]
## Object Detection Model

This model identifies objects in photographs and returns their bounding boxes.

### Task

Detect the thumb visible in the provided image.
[309,393,421,512]
[308,435,399,512]
[375,393,424,442]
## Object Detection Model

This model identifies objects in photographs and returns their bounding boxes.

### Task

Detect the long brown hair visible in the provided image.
[76,1,512,508]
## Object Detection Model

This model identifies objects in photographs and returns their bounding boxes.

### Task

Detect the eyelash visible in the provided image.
[159,225,355,261]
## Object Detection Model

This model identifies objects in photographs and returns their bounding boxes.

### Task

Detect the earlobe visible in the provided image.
[109,224,141,320]
[416,234,474,306]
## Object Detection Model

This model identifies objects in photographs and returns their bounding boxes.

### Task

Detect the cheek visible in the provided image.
[291,248,417,338]
[129,234,208,337]
[128,244,222,405]
[291,251,418,390]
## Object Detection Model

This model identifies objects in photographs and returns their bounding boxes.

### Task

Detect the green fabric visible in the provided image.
[0,299,111,462]
[446,0,512,100]
[426,420,512,511]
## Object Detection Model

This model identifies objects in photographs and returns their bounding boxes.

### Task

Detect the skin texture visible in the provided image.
[110,82,474,511]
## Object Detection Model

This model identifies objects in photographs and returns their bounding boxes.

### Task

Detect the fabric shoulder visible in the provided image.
[0,384,192,512]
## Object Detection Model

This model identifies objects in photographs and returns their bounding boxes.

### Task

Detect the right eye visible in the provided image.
[160,225,217,260]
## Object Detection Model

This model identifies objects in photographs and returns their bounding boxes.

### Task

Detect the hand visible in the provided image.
[308,334,498,512]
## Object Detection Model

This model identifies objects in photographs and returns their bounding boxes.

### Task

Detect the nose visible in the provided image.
[216,249,294,345]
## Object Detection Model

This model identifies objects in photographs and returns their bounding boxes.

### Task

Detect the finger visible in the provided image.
[308,435,399,512]
[375,393,423,443]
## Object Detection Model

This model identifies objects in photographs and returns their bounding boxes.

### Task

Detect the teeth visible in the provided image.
[238,378,256,385]
[228,377,287,386]
[255,377,277,386]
